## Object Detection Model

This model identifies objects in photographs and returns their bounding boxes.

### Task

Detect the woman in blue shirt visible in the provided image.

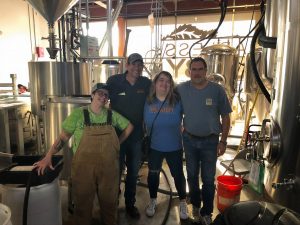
[143,71,188,220]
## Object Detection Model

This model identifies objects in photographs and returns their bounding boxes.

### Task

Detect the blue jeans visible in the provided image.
[119,138,143,207]
[182,131,218,216]
[147,149,187,200]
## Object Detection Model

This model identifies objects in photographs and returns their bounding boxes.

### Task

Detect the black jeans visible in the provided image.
[120,139,143,207]
[147,149,187,200]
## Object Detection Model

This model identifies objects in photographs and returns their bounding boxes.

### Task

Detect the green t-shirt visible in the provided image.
[62,106,130,153]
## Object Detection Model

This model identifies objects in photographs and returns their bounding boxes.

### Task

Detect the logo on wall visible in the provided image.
[160,24,214,78]
[162,24,213,41]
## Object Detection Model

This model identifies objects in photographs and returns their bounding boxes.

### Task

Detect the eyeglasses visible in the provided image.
[95,90,109,98]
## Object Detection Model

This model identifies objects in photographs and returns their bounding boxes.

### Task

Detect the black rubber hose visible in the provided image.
[122,169,173,225]
[188,0,227,59]
[258,26,277,49]
[22,158,63,225]
[23,169,35,225]
[250,23,271,103]
[137,181,179,196]
[160,168,173,225]
[134,161,174,225]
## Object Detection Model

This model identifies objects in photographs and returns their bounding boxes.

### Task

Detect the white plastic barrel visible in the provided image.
[0,178,61,225]
[0,203,12,225]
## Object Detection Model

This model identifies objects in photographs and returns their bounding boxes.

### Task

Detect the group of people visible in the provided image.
[34,53,232,225]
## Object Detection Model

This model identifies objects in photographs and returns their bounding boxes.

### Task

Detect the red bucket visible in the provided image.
[216,175,243,213]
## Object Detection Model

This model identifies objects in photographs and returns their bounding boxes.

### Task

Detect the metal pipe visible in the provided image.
[61,16,67,62]
[32,7,37,51]
[92,4,261,21]
[58,19,63,61]
[10,74,18,96]
[99,0,123,53]
[78,0,82,32]
[85,0,90,37]
[27,4,33,56]
[107,0,113,57]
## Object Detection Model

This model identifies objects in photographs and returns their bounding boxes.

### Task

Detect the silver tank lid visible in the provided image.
[201,44,237,55]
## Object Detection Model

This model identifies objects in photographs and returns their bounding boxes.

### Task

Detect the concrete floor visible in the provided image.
[60,147,264,225]
[0,120,265,225]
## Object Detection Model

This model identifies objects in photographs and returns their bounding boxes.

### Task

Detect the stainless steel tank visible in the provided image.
[263,0,278,82]
[92,59,121,84]
[43,97,90,179]
[79,62,93,95]
[263,0,300,213]
[244,48,271,124]
[28,62,92,117]
[200,44,238,99]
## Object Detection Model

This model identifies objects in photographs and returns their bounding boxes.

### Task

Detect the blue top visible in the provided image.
[177,81,232,136]
[144,99,183,152]
[107,72,151,141]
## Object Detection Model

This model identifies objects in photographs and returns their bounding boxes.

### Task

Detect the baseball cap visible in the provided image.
[127,53,143,64]
[91,83,109,94]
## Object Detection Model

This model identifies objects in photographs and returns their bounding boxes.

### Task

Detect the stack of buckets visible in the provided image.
[216,175,243,212]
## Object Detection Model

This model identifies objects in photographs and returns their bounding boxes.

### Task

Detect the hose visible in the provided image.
[126,160,175,225]
[258,25,277,49]
[22,168,35,225]
[250,23,271,103]
[135,167,173,225]
[188,0,228,59]
[160,168,173,225]
[22,158,63,225]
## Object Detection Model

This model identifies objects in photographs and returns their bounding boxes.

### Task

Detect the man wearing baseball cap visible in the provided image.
[107,53,151,219]
[34,83,134,225]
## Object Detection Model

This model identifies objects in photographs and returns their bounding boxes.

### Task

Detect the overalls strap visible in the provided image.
[83,108,112,126]
[83,109,91,126]
[107,109,112,125]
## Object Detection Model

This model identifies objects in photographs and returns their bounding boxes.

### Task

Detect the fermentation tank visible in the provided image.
[43,97,90,178]
[201,44,238,99]
[28,61,92,112]
[262,0,300,213]
[244,48,271,124]
[26,0,124,180]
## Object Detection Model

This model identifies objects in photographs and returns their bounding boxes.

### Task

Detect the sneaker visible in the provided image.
[179,200,188,220]
[126,205,140,219]
[202,215,213,225]
[146,198,157,217]
[192,206,201,223]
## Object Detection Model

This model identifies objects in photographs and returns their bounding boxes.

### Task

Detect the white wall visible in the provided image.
[0,0,48,86]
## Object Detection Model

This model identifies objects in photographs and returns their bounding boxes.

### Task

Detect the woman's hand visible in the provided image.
[33,154,54,176]
[32,131,71,175]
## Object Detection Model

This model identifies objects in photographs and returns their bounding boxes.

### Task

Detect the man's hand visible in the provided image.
[217,142,226,157]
